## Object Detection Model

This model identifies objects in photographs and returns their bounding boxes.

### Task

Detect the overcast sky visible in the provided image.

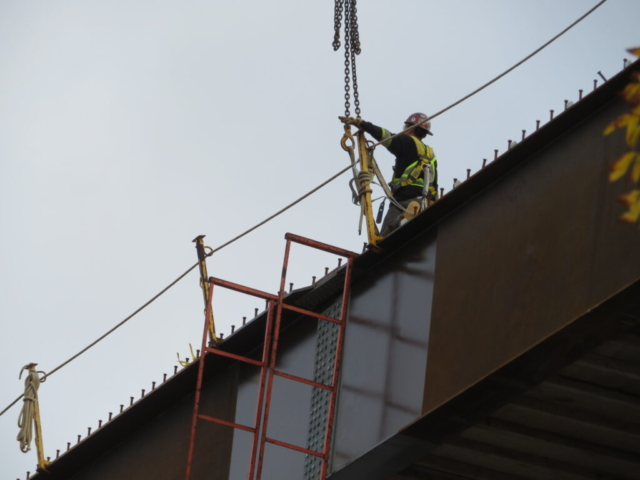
[1,0,639,477]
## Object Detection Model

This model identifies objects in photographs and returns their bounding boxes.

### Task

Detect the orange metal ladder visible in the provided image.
[184,233,358,480]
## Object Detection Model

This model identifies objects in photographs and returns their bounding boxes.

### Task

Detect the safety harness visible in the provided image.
[390,136,438,198]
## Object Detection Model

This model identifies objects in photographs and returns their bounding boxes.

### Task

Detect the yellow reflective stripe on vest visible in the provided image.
[391,136,436,190]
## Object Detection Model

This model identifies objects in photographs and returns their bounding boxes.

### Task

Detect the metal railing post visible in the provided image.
[193,235,218,344]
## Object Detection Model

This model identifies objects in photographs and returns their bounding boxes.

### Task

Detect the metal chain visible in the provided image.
[343,2,352,117]
[332,0,344,51]
[333,0,361,118]
[349,0,361,117]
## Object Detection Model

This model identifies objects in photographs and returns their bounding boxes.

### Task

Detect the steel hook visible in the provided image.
[340,125,355,152]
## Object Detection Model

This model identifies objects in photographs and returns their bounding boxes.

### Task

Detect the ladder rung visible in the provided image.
[198,414,255,433]
[273,370,333,391]
[205,347,263,367]
[285,233,359,258]
[281,304,341,324]
[209,277,279,301]
[265,436,324,458]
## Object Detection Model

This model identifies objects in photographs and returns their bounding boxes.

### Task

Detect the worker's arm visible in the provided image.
[358,121,414,157]
[339,116,414,155]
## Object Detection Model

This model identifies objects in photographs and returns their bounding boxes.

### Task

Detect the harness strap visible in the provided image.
[391,136,436,191]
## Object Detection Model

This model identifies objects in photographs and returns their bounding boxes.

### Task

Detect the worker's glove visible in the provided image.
[338,116,362,126]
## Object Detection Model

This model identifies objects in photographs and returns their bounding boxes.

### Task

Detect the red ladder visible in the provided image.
[184,233,358,480]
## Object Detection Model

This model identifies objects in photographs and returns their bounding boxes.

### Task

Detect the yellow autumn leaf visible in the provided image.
[609,152,637,182]
[629,127,640,149]
[631,157,640,182]
[619,189,640,206]
[619,196,640,223]
[623,82,640,105]
[604,114,630,135]
[626,116,640,147]
[627,47,640,58]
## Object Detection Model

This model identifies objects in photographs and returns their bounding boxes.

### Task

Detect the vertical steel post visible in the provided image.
[184,281,215,480]
[193,235,218,343]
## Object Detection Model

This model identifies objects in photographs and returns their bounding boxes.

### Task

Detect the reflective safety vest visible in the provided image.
[390,136,438,197]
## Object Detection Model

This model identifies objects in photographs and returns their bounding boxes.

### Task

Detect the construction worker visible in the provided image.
[339,113,438,235]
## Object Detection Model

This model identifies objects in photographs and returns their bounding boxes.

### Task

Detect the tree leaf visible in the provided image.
[619,195,640,223]
[609,152,637,182]
[604,114,629,135]
[604,123,617,136]
[623,82,640,105]
[626,115,640,147]
[631,156,640,182]
[627,47,640,58]
[619,189,640,206]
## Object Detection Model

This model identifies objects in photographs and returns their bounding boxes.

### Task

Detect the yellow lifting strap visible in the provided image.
[17,363,49,471]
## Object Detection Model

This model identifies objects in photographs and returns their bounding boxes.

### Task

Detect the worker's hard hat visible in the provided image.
[405,112,433,135]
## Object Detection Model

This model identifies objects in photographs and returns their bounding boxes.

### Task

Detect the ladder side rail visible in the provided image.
[320,257,354,479]
[184,281,216,480]
[247,300,275,480]
[255,239,292,479]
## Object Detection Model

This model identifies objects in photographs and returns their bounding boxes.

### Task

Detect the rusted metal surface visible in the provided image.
[422,93,640,413]
[60,366,240,480]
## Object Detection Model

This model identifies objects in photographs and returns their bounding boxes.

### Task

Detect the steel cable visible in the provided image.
[368,0,608,150]
[0,165,352,418]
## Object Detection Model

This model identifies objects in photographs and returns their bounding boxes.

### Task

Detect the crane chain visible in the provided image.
[332,0,344,50]
[333,0,361,118]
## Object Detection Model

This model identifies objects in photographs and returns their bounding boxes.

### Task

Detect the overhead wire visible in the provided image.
[368,0,608,150]
[0,165,352,418]
[0,0,608,419]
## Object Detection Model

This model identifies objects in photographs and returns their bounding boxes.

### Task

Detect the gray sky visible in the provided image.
[1,0,639,476]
